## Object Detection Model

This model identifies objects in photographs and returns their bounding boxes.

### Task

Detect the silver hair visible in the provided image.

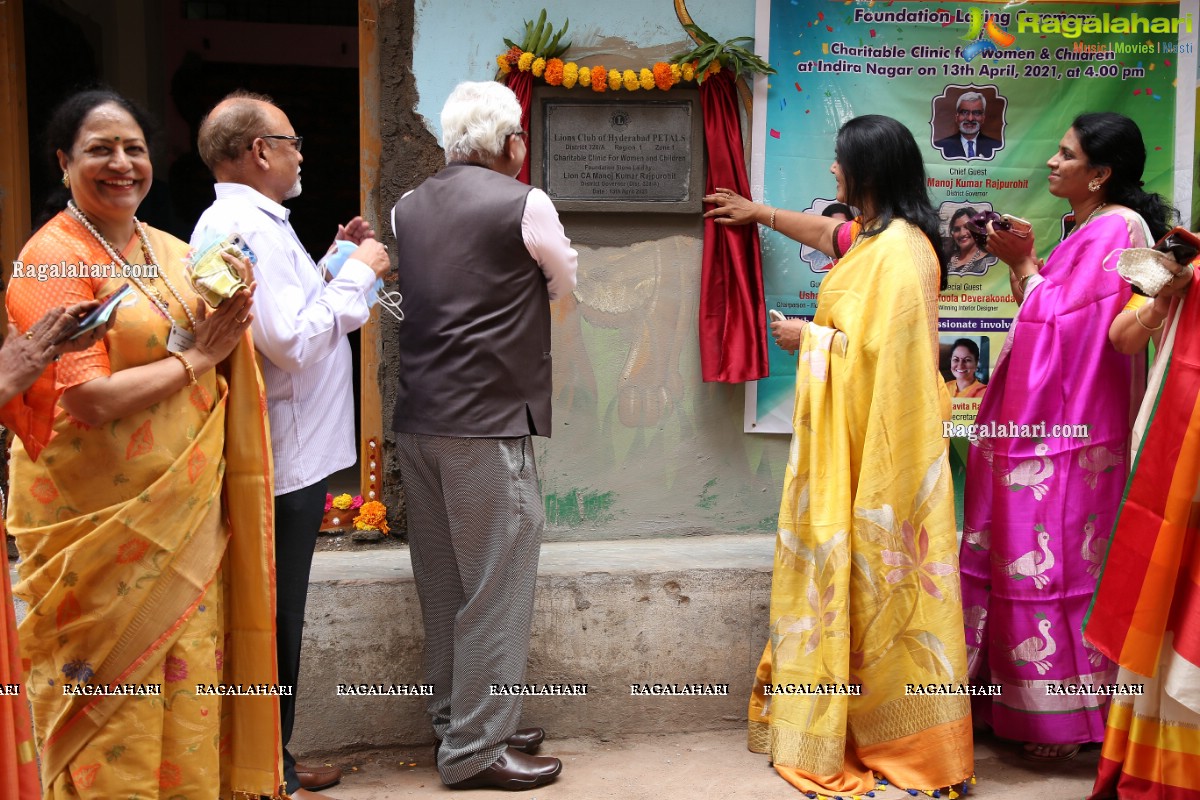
[441,81,523,165]
[956,92,987,112]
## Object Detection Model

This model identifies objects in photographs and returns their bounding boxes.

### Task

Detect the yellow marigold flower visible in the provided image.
[563,62,579,88]
[544,58,565,86]
[640,68,655,90]
[353,500,390,534]
[607,69,621,91]
[681,62,696,82]
[622,69,639,91]
[669,63,682,84]
[578,66,592,87]
[517,51,535,72]
[706,59,722,77]
[332,493,353,510]
[497,54,512,74]
[532,57,546,78]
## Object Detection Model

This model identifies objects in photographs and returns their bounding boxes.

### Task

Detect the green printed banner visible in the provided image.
[746,0,1195,440]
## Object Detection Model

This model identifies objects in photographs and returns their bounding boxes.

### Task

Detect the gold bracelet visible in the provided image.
[169,351,197,385]
[1134,303,1165,332]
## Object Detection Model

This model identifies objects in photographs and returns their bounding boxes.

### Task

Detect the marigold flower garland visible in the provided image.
[497,45,701,93]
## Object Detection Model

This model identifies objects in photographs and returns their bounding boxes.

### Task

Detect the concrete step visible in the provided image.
[294,535,775,752]
[299,728,1101,799]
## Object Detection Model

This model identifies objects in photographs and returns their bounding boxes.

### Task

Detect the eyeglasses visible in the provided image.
[249,134,304,152]
[956,109,985,118]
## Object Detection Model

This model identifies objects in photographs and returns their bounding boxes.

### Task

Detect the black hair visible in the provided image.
[950,207,976,226]
[835,115,949,289]
[33,87,159,230]
[1071,112,1177,241]
[821,202,853,219]
[951,338,980,360]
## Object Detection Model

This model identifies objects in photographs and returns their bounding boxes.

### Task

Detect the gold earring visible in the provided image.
[61,170,70,189]
[1088,178,1102,193]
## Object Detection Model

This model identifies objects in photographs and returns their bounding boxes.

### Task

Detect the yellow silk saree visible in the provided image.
[749,219,974,796]
[6,212,282,798]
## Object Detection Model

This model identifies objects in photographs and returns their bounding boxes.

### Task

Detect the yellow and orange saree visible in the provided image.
[749,219,974,796]
[5,211,281,798]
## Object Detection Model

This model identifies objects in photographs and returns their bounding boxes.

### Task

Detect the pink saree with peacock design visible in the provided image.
[959,210,1147,743]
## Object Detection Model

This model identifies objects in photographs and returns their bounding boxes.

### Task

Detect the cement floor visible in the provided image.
[301,728,1100,799]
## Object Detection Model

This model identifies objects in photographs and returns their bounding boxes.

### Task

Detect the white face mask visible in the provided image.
[318,240,404,322]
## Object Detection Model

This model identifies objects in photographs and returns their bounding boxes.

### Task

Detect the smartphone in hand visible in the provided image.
[60,284,132,343]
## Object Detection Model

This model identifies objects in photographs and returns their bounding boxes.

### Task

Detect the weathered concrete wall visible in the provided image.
[376,0,789,540]
[291,536,773,753]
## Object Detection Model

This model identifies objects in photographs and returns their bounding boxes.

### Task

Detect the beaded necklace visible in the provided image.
[67,200,197,329]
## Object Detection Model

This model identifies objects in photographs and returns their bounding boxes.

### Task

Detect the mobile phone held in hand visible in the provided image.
[65,284,132,341]
[769,309,786,323]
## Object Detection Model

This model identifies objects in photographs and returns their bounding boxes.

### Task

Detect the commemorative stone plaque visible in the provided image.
[534,92,703,213]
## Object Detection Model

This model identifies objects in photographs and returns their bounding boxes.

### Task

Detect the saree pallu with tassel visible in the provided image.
[5,212,282,798]
[1085,266,1200,799]
[749,219,973,796]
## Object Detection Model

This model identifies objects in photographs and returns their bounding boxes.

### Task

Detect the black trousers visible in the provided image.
[275,479,328,793]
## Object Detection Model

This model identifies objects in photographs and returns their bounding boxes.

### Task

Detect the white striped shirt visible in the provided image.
[192,183,375,495]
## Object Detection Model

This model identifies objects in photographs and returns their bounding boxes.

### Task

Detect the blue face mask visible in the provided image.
[318,240,404,321]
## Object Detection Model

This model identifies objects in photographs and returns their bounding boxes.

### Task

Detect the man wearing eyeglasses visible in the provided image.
[191,90,390,799]
[391,81,576,791]
[934,91,1002,160]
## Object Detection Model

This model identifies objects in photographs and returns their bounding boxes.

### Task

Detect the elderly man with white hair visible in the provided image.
[934,91,1002,159]
[390,80,577,791]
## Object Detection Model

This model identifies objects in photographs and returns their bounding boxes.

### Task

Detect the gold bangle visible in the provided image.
[770,207,778,230]
[169,351,197,385]
[1134,303,1165,332]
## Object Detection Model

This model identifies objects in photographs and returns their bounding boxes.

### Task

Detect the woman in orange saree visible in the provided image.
[6,88,282,798]
[1084,237,1200,799]
[2,301,114,800]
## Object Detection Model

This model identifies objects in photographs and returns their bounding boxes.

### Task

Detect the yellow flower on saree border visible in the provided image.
[563,61,579,88]
[622,69,639,91]
[881,520,956,599]
[532,57,546,77]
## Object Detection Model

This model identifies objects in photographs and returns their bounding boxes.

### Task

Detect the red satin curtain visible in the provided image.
[698,70,768,383]
[506,71,533,185]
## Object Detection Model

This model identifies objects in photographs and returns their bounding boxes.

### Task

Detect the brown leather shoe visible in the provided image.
[447,747,562,790]
[435,727,545,757]
[295,762,342,791]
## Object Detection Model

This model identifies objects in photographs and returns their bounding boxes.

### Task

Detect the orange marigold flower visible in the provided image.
[640,68,655,90]
[544,58,565,86]
[562,62,579,88]
[591,65,606,92]
[532,57,546,77]
[578,66,592,87]
[653,62,674,90]
[622,69,639,91]
[517,51,535,72]
[506,45,523,65]
[496,54,511,74]
[354,501,390,534]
